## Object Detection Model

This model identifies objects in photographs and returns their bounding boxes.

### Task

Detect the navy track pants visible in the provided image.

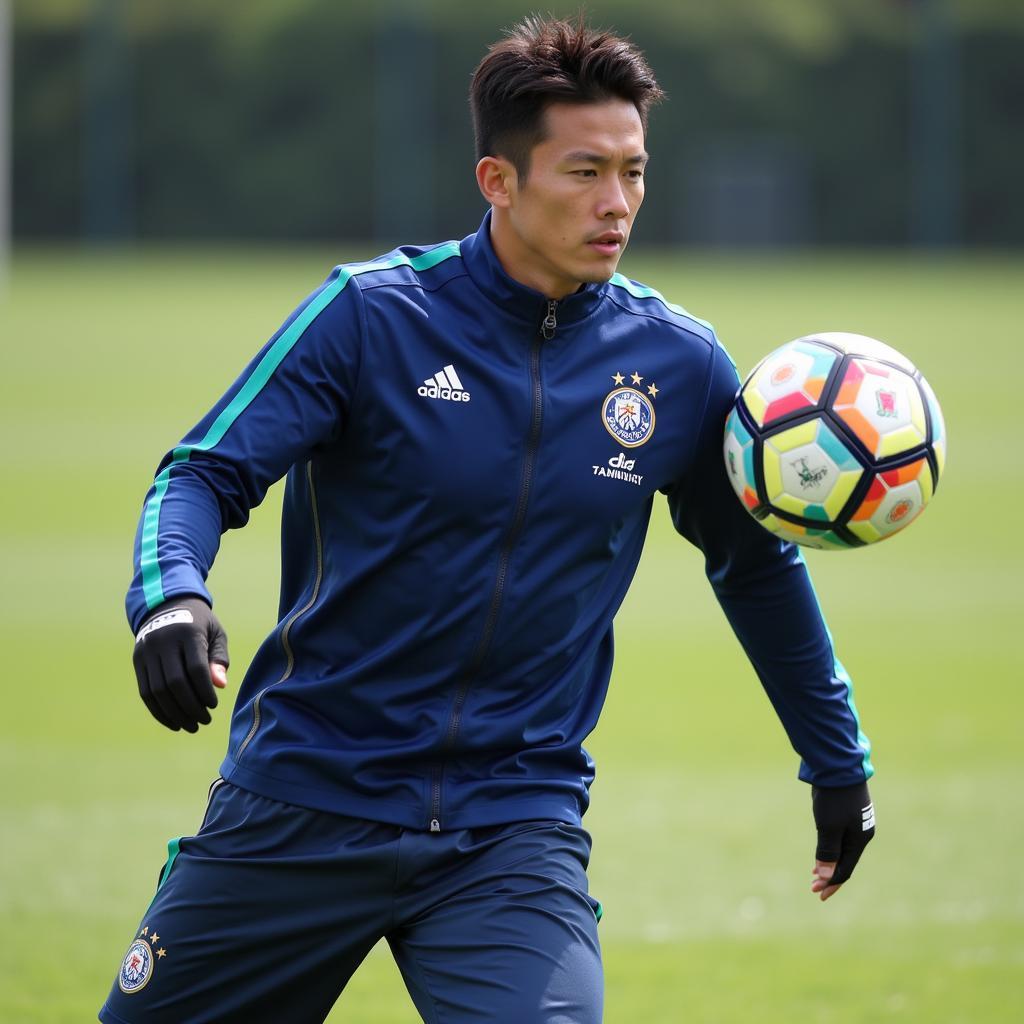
[99,781,603,1023]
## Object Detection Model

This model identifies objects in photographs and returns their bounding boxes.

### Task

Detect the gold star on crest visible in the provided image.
[150,932,160,945]
[647,382,659,398]
[612,372,625,385]
[140,927,149,936]
[156,948,167,959]
[631,372,643,385]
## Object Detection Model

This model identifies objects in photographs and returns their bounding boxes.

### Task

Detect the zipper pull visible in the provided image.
[541,299,558,340]
[429,818,441,833]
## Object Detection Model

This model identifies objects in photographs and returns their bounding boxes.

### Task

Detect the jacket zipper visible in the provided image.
[541,299,558,340]
[237,460,324,760]
[428,300,555,831]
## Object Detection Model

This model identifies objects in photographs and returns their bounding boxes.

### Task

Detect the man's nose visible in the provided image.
[597,177,630,220]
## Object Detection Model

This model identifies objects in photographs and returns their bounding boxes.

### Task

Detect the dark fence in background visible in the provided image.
[12,3,1024,246]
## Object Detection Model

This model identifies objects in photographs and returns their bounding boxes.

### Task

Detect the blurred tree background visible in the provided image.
[11,0,1024,247]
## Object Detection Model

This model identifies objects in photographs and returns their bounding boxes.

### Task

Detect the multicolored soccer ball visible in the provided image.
[723,332,946,549]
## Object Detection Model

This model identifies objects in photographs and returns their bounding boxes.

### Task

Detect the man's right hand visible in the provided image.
[133,597,230,732]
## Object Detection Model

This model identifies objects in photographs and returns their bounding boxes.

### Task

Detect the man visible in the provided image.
[101,15,874,1024]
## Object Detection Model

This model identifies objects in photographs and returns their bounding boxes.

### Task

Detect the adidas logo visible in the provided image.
[417,364,471,402]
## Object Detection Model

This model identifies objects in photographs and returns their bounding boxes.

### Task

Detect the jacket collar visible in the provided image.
[460,210,607,329]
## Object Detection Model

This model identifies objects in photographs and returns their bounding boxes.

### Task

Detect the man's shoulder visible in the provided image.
[338,239,466,296]
[603,272,717,347]
[279,239,468,341]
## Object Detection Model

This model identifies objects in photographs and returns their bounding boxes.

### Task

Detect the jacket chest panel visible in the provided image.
[527,345,698,528]
[340,317,538,522]
[336,303,703,536]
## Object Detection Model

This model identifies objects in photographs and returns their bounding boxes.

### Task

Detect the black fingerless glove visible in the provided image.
[132,597,229,733]
[812,781,875,886]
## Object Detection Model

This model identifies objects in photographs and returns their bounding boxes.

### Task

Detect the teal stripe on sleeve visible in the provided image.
[138,242,462,610]
[796,551,875,779]
[609,273,715,331]
[140,450,190,608]
[608,273,739,371]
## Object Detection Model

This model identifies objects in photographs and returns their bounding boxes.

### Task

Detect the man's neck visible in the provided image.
[488,210,580,300]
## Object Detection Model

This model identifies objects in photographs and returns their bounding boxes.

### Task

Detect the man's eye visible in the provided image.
[573,169,598,177]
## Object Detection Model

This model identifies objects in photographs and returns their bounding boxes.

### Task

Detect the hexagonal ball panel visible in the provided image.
[741,341,839,428]
[831,359,926,460]
[762,418,863,521]
[847,458,934,543]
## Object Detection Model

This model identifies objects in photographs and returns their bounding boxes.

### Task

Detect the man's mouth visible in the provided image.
[588,232,624,255]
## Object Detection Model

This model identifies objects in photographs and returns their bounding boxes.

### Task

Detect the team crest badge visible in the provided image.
[118,924,168,994]
[119,939,154,994]
[603,386,655,448]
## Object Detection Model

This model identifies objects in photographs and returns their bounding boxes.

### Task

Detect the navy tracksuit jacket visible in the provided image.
[127,212,873,832]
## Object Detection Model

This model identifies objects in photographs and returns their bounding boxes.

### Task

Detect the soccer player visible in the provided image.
[101,15,874,1024]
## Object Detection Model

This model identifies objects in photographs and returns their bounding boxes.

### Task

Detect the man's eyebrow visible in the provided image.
[563,151,650,165]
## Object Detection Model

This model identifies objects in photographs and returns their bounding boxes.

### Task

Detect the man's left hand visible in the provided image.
[810,781,875,901]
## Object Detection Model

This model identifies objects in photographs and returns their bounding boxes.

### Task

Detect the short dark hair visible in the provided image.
[470,14,664,180]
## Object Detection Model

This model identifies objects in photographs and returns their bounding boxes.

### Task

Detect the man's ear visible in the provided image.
[476,156,517,209]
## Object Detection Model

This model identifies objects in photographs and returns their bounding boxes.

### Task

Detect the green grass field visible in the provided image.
[1,245,1021,1022]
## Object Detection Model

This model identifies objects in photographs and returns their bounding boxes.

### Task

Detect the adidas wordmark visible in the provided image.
[418,364,471,402]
